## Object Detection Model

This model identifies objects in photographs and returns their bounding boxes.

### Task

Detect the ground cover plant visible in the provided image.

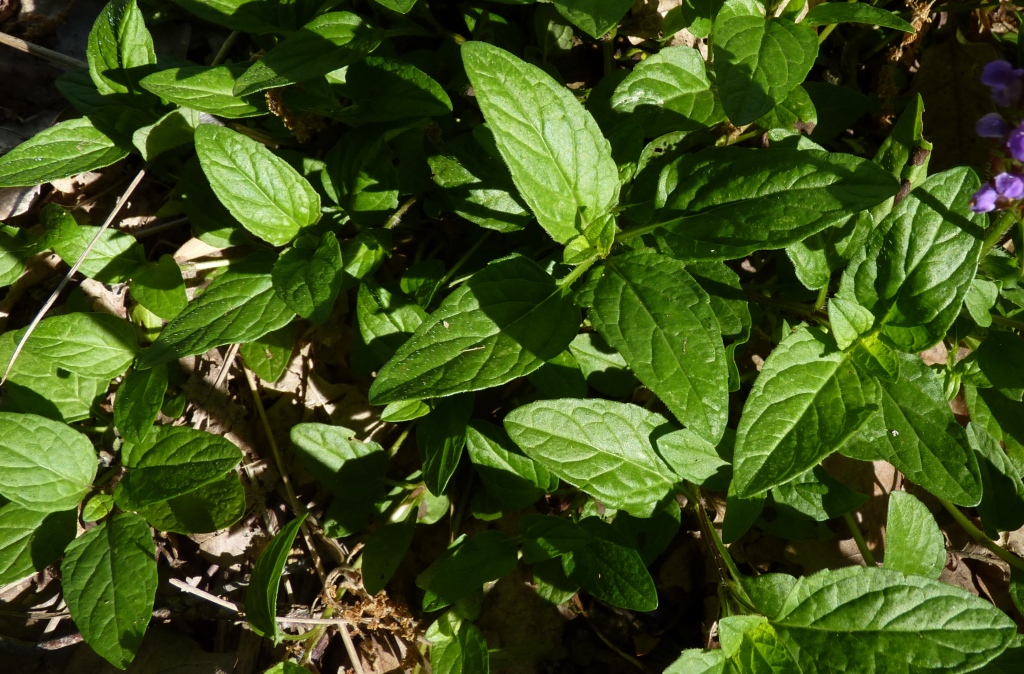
[3,0,1024,671]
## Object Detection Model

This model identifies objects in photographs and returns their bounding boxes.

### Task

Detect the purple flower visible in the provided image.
[977,113,1010,138]
[982,60,1024,107]
[971,172,1024,213]
[1009,124,1024,161]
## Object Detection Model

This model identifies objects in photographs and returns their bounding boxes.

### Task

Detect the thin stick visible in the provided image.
[169,578,240,612]
[843,511,877,566]
[242,365,328,584]
[384,195,419,230]
[1,169,146,385]
[213,343,241,391]
[210,31,239,67]
[0,31,86,70]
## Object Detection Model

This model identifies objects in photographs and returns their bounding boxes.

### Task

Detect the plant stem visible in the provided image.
[983,210,1018,252]
[940,499,1024,573]
[558,254,600,290]
[817,0,859,44]
[743,288,829,323]
[2,168,146,385]
[814,283,830,310]
[210,31,239,66]
[438,231,491,288]
[990,314,1024,332]
[384,195,419,230]
[842,511,877,566]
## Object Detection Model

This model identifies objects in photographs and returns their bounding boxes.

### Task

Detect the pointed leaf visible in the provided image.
[114,365,168,444]
[417,394,474,496]
[139,63,268,118]
[0,504,76,585]
[0,118,129,188]
[884,491,945,579]
[0,413,97,512]
[272,233,344,323]
[245,514,307,644]
[86,0,156,95]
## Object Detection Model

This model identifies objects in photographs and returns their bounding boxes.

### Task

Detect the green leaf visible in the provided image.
[133,255,188,320]
[647,147,900,261]
[417,394,474,496]
[842,167,984,352]
[61,513,157,669]
[114,365,168,444]
[527,350,588,399]
[883,491,945,579]
[322,128,399,226]
[965,278,999,328]
[334,56,452,124]
[42,203,145,283]
[840,353,983,506]
[427,611,490,674]
[362,513,416,596]
[655,429,729,486]
[116,426,243,509]
[86,0,156,95]
[357,280,427,364]
[770,566,1016,673]
[0,332,106,423]
[562,517,658,611]
[978,641,1024,673]
[976,331,1024,402]
[462,42,619,245]
[419,530,518,611]
[82,494,114,522]
[719,615,802,672]
[246,514,307,644]
[427,133,531,233]
[272,233,344,324]
[610,46,723,136]
[131,108,203,161]
[18,312,138,380]
[504,399,677,517]
[803,2,915,31]
[568,332,639,397]
[552,0,633,38]
[0,118,129,188]
[233,12,383,96]
[139,63,268,118]
[239,324,296,383]
[373,0,417,13]
[591,250,728,443]
[520,514,592,563]
[0,504,76,585]
[968,423,1024,533]
[264,662,314,674]
[0,413,97,512]
[0,226,41,288]
[712,0,818,125]
[827,296,876,350]
[289,424,388,538]
[368,255,580,404]
[138,255,296,369]
[195,124,321,246]
[665,649,726,674]
[381,399,432,422]
[756,84,817,132]
[733,326,877,496]
[771,466,867,522]
[135,472,246,534]
[170,0,316,32]
[466,420,557,509]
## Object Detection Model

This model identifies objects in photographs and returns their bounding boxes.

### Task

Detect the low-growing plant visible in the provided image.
[2,0,1024,671]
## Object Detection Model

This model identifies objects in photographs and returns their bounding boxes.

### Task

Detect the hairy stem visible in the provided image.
[940,499,1024,574]
[843,511,878,566]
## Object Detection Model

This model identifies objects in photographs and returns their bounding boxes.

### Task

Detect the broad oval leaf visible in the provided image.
[357,280,427,364]
[86,0,156,95]
[840,353,983,506]
[0,413,97,512]
[803,2,915,32]
[138,254,296,369]
[416,394,474,496]
[719,615,801,671]
[116,426,243,509]
[427,611,491,674]
[0,118,129,188]
[239,324,296,383]
[772,566,1016,673]
[42,203,146,284]
[135,472,246,534]
[884,491,945,579]
[843,167,984,352]
[504,398,677,517]
[733,326,878,496]
[272,233,344,324]
[290,423,388,538]
[246,513,307,644]
[968,423,1024,533]
[713,0,818,125]
[419,530,518,611]
[610,46,723,136]
[562,517,659,612]
[0,503,76,585]
[139,63,268,118]
[466,420,558,509]
[195,124,321,246]
[61,513,158,669]
[552,0,633,38]
[368,255,580,404]
[233,12,383,95]
[19,312,139,380]
[133,254,189,321]
[462,41,619,245]
[114,365,168,444]
[644,147,900,261]
[591,250,729,443]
